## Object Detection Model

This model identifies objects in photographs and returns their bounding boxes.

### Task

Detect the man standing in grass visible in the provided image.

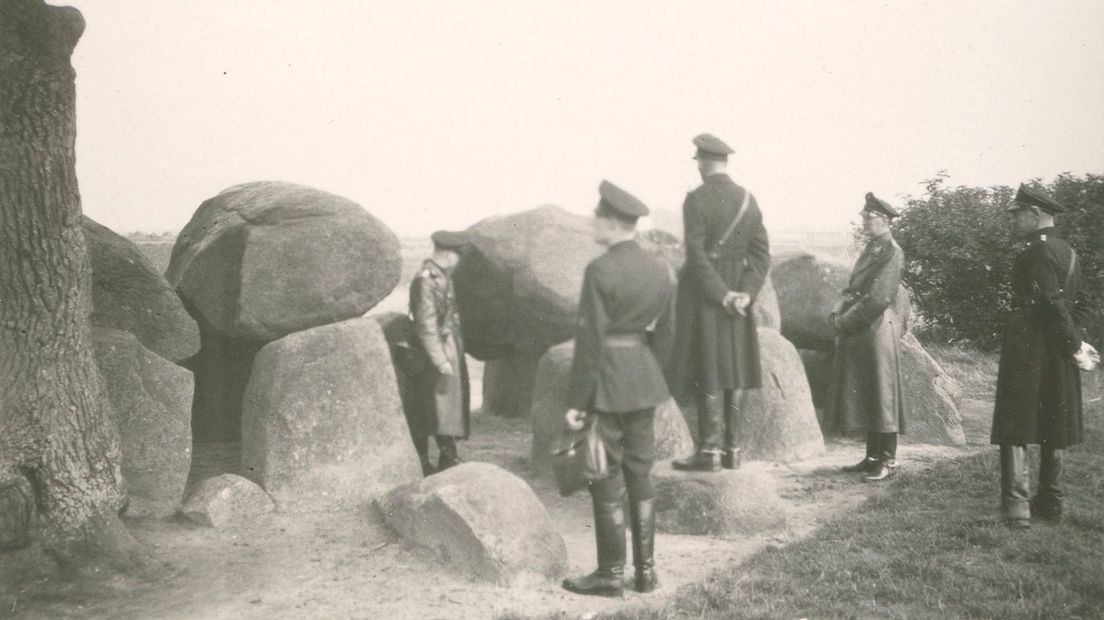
[992,184,1094,528]
[562,180,675,598]
[827,193,907,482]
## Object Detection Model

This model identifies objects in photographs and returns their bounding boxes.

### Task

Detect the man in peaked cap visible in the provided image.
[669,133,771,473]
[991,183,1094,528]
[562,180,675,597]
[405,229,471,475]
[826,192,907,482]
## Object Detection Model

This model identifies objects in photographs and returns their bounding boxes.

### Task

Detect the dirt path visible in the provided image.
[7,396,992,620]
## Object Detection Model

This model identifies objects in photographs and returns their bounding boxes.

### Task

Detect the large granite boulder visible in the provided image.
[652,463,787,537]
[899,333,966,445]
[380,463,568,586]
[453,205,602,360]
[482,352,544,418]
[529,341,694,473]
[181,474,274,528]
[771,252,911,350]
[241,317,421,512]
[85,217,199,363]
[166,181,401,342]
[755,275,781,331]
[91,328,194,518]
[679,329,824,462]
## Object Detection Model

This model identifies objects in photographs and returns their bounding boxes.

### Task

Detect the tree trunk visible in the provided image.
[0,0,141,571]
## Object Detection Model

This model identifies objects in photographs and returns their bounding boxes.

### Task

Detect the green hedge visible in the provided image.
[892,173,1102,351]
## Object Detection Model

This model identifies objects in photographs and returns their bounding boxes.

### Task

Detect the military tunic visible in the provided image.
[826,233,906,435]
[667,174,770,398]
[407,259,470,438]
[991,228,1083,448]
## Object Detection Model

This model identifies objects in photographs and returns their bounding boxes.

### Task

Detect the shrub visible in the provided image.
[892,173,1102,351]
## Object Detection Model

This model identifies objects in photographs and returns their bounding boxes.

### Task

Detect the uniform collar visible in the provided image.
[423,258,448,277]
[608,239,639,253]
[703,172,732,184]
[1024,226,1056,244]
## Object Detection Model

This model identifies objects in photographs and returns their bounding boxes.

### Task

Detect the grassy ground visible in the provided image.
[588,400,1103,619]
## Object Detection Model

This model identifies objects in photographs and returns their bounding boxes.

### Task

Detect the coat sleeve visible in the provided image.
[741,204,771,300]
[566,263,609,411]
[1030,247,1080,355]
[838,245,903,333]
[410,275,450,369]
[647,264,678,368]
[683,192,729,305]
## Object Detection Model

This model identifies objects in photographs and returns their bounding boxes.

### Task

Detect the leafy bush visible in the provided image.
[892,172,1103,350]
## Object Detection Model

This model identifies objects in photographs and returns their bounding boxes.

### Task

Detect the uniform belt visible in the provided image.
[603,333,647,347]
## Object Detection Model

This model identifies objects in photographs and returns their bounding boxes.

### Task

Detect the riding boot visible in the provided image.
[842,433,879,473]
[563,498,626,598]
[1032,446,1064,521]
[629,499,658,593]
[436,435,463,471]
[881,432,898,469]
[721,389,742,470]
[413,436,435,476]
[999,444,1030,528]
[673,392,722,472]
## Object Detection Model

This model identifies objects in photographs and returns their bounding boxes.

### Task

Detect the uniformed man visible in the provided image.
[562,180,675,598]
[669,133,771,472]
[407,230,471,475]
[992,184,1092,528]
[827,193,907,482]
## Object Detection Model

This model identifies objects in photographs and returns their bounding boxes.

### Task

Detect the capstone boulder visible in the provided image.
[380,463,568,586]
[85,216,199,362]
[241,317,421,511]
[166,181,401,342]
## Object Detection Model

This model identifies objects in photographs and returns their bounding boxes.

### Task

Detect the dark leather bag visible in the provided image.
[551,418,608,497]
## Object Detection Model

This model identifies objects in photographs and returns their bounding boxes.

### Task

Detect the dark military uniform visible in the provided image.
[668,135,770,469]
[562,180,674,598]
[992,224,1084,524]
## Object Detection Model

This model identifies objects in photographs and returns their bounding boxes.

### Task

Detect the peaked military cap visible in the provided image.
[430,230,469,250]
[1009,183,1065,214]
[596,180,649,220]
[864,192,899,218]
[692,133,735,161]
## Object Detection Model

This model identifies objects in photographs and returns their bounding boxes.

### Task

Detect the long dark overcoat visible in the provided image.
[566,240,675,413]
[406,259,470,439]
[825,233,906,434]
[667,174,770,398]
[991,228,1083,448]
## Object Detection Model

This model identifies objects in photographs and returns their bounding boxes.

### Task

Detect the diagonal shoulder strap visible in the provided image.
[709,189,752,256]
[1065,249,1078,292]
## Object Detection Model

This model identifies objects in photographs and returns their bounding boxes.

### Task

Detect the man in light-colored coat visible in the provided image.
[827,193,906,482]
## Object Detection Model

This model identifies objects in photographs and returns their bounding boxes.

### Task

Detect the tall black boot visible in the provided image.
[1032,446,1064,521]
[673,393,722,472]
[843,433,879,473]
[629,499,658,593]
[722,389,743,470]
[413,436,435,476]
[436,435,463,471]
[563,499,626,598]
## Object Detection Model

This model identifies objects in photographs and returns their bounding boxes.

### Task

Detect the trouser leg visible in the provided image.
[619,409,657,593]
[878,433,897,463]
[435,435,463,470]
[1033,445,1064,519]
[697,391,723,451]
[999,444,1030,522]
[866,433,878,459]
[722,389,743,469]
[413,436,434,475]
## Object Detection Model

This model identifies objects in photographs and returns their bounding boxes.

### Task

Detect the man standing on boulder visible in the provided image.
[562,180,675,598]
[408,230,471,475]
[826,193,906,483]
[669,133,771,472]
[991,184,1095,528]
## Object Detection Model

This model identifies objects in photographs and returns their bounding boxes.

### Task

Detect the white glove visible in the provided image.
[1074,341,1100,371]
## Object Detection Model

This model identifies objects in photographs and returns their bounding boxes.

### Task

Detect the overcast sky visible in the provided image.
[66,0,1104,236]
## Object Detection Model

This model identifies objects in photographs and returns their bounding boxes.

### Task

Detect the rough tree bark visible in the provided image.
[0,0,142,571]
